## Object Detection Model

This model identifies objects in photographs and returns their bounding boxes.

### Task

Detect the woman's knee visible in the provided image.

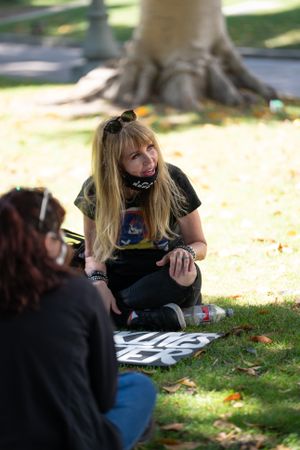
[119,372,156,407]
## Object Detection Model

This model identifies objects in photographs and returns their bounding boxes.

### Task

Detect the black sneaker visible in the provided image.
[128,303,186,331]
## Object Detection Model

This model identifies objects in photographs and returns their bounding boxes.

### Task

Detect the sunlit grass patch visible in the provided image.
[265,28,300,48]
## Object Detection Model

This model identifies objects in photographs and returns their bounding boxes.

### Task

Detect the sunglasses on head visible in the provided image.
[16,186,51,231]
[103,110,137,137]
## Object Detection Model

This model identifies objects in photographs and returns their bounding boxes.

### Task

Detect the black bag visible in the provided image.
[62,228,85,269]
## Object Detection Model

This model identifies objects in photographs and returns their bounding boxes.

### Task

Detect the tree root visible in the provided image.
[63,41,277,111]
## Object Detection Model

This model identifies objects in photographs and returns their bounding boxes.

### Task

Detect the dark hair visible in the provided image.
[0,188,70,313]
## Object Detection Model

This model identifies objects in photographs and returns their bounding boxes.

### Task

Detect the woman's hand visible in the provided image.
[92,280,122,315]
[156,248,196,286]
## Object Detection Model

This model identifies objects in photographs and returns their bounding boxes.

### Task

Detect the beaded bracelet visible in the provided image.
[87,270,108,284]
[175,244,196,261]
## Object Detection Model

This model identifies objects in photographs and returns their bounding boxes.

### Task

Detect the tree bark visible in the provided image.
[84,0,276,110]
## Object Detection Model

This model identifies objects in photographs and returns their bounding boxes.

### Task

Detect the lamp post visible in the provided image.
[83,0,120,60]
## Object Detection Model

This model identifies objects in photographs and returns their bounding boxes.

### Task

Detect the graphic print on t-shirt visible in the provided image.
[119,207,169,250]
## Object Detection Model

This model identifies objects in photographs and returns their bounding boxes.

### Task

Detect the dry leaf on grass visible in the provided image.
[235,366,262,376]
[223,324,254,337]
[173,150,183,157]
[162,378,197,394]
[293,298,300,308]
[252,237,276,244]
[250,335,273,344]
[216,431,266,449]
[161,439,200,450]
[258,309,270,315]
[139,368,156,376]
[223,392,242,402]
[176,377,197,388]
[213,419,241,432]
[135,105,152,117]
[193,349,206,358]
[160,423,185,431]
[231,401,244,408]
[162,384,182,394]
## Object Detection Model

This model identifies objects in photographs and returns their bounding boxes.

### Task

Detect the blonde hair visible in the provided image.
[86,118,187,262]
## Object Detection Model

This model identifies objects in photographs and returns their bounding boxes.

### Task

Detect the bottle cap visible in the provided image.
[226,308,234,317]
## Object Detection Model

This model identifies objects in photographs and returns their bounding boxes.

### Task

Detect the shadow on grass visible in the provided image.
[143,299,300,448]
[227,7,300,49]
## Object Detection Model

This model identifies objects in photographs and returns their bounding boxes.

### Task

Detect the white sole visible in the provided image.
[165,303,187,330]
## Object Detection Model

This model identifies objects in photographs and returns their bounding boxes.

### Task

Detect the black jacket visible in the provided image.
[0,275,121,450]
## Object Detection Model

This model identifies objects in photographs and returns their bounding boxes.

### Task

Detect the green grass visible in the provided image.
[147,299,300,448]
[1,79,300,448]
[0,0,300,49]
[227,7,300,49]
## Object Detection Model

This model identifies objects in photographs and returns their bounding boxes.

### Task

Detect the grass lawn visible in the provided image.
[0,0,299,49]
[1,77,300,448]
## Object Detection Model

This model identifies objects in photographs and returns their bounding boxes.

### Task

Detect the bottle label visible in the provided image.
[201,305,210,322]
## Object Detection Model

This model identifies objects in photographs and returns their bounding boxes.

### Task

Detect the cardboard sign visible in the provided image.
[114,330,221,366]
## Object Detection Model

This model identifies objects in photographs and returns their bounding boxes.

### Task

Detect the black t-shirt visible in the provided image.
[74,164,201,292]
[0,276,121,450]
[75,164,200,250]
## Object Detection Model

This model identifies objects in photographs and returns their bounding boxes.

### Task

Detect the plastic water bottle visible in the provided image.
[182,304,234,326]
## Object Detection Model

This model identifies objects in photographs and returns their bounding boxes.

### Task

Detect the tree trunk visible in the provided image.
[85,0,276,110]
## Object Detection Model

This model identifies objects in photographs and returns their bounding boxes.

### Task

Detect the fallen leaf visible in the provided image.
[216,431,266,448]
[252,237,276,243]
[135,105,152,117]
[200,183,210,190]
[213,419,240,431]
[294,298,300,308]
[177,377,197,388]
[162,384,182,394]
[235,366,261,376]
[250,335,273,344]
[223,392,242,402]
[193,349,206,358]
[163,442,199,450]
[231,401,244,408]
[163,378,197,394]
[173,150,183,157]
[161,423,184,431]
[258,309,270,315]
[223,324,254,337]
[140,368,156,375]
[159,437,181,445]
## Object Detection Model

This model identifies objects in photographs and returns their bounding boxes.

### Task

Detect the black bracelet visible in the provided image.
[175,245,196,260]
[87,270,108,284]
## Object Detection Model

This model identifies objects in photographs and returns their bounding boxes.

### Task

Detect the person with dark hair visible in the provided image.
[74,110,207,331]
[0,187,156,450]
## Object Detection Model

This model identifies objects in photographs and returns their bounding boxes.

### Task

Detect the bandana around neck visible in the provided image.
[122,168,158,191]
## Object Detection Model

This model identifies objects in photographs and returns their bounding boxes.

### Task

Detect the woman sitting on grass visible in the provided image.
[75,110,207,331]
[0,187,156,450]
